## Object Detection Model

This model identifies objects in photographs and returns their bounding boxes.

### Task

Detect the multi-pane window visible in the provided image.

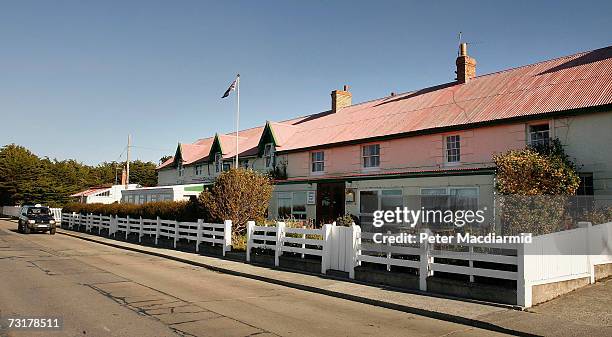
[528,124,550,147]
[215,153,222,173]
[573,173,594,219]
[194,165,203,176]
[359,189,403,230]
[276,192,307,220]
[362,144,380,168]
[420,187,478,227]
[445,135,461,163]
[311,151,324,172]
[264,143,275,168]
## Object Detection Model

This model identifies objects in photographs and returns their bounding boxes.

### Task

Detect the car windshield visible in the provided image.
[27,207,50,215]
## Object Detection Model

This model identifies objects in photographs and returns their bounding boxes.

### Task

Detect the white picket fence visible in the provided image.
[246,221,612,307]
[246,222,333,273]
[3,205,610,308]
[62,212,232,256]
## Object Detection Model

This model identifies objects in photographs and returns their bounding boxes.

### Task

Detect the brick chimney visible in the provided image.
[456,43,476,83]
[331,85,352,113]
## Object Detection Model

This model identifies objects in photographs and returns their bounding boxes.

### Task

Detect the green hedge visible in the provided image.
[62,200,206,222]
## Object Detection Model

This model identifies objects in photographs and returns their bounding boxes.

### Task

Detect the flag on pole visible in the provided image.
[222,76,239,98]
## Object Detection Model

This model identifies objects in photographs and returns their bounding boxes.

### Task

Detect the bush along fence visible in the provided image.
[2,205,611,308]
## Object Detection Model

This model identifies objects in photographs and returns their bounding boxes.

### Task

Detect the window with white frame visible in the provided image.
[215,153,222,173]
[420,187,479,226]
[362,144,380,168]
[528,124,550,147]
[264,143,275,168]
[359,189,403,228]
[177,162,185,177]
[276,191,307,220]
[223,162,231,171]
[194,164,203,176]
[311,151,324,173]
[445,135,461,163]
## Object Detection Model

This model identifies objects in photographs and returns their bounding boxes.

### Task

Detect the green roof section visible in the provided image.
[184,185,204,192]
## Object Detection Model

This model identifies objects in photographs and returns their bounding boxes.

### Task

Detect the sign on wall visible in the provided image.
[307,191,316,205]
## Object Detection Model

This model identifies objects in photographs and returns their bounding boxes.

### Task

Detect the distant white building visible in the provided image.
[120,183,205,204]
[71,184,138,204]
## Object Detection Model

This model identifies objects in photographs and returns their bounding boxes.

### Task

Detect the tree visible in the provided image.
[199,168,273,240]
[493,140,580,235]
[0,143,159,207]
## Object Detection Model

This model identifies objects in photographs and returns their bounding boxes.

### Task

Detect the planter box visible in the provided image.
[426,276,517,305]
[355,266,419,290]
[279,255,322,274]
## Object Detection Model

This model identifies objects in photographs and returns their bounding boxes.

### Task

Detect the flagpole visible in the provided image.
[235,74,240,168]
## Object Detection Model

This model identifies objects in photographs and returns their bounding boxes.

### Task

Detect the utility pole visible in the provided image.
[126,134,131,188]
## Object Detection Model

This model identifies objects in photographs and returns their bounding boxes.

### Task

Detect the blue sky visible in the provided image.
[1,0,610,165]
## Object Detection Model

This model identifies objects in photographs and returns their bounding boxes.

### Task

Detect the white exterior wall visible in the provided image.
[157,156,272,186]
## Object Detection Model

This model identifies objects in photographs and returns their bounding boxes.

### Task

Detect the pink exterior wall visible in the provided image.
[285,122,531,179]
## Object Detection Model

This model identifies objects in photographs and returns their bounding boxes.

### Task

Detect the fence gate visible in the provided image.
[328,226,355,273]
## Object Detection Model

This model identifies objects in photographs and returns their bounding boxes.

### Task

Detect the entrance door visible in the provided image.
[316,182,345,225]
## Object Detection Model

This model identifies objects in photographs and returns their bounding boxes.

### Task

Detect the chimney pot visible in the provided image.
[456,43,476,83]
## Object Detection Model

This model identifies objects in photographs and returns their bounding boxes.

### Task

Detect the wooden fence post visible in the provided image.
[71,212,76,229]
[155,216,161,245]
[386,230,392,272]
[139,216,143,243]
[195,219,203,253]
[275,222,286,267]
[321,224,332,274]
[223,220,232,257]
[349,224,361,279]
[174,220,179,248]
[126,215,130,239]
[419,229,433,291]
[517,242,533,308]
[246,221,255,262]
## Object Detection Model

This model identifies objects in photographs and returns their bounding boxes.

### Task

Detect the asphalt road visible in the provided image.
[0,219,510,337]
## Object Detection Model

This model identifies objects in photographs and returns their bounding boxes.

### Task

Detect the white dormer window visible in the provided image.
[177,161,185,177]
[264,143,275,168]
[215,153,222,173]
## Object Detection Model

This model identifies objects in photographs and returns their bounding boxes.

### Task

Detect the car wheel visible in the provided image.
[50,228,56,235]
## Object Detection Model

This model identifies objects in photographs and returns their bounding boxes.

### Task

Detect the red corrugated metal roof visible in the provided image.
[70,187,110,197]
[159,46,612,168]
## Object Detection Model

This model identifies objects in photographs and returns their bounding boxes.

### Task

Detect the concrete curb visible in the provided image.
[58,229,541,337]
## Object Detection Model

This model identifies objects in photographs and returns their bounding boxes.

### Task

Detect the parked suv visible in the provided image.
[18,205,57,235]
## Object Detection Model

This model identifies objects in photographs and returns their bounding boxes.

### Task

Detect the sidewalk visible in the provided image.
[58,228,611,337]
